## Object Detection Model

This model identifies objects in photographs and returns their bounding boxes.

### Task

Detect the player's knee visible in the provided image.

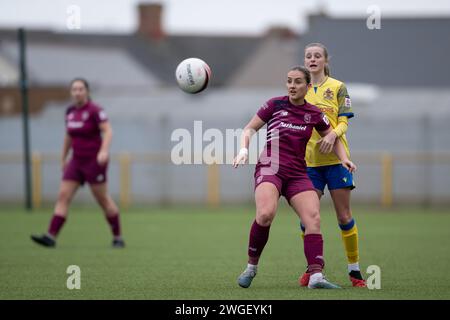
[57,189,72,203]
[304,209,321,233]
[337,209,352,225]
[256,206,276,226]
[96,195,116,213]
[53,212,68,220]
[105,200,118,215]
[256,214,273,227]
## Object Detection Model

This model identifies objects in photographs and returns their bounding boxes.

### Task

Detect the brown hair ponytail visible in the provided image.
[289,66,311,84]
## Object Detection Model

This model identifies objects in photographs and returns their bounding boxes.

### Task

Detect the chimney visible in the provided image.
[264,26,298,39]
[138,3,164,40]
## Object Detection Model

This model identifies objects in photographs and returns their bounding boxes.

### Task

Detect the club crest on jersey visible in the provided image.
[323,88,334,100]
[256,176,263,184]
[281,111,288,116]
[82,111,89,121]
[304,113,311,123]
[67,113,75,120]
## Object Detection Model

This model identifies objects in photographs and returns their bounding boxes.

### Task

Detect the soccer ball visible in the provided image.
[175,58,211,94]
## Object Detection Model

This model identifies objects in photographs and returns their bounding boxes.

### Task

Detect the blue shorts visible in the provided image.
[306,164,355,193]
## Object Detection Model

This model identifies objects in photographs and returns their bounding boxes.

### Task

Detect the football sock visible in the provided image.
[304,233,324,274]
[106,213,121,238]
[348,262,361,273]
[339,218,360,267]
[300,222,305,240]
[246,263,257,272]
[247,220,271,265]
[47,214,66,238]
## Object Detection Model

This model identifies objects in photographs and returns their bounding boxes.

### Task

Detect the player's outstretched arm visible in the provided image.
[233,115,265,168]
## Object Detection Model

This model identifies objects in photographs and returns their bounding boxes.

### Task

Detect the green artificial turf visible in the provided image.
[1,204,449,299]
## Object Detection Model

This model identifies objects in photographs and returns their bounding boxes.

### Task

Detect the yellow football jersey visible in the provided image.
[305,76,354,167]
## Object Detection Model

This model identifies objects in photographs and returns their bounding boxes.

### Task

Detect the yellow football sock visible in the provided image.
[300,222,305,240]
[340,220,359,265]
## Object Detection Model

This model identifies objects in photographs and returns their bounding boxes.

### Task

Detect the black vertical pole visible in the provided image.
[18,28,32,211]
[422,114,431,208]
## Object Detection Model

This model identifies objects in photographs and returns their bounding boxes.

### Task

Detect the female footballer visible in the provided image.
[31,78,125,248]
[233,66,356,289]
[298,43,365,287]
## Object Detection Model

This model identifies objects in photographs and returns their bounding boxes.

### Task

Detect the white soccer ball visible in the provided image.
[175,58,211,94]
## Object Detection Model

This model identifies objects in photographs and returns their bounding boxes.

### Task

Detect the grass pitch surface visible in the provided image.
[1,204,449,299]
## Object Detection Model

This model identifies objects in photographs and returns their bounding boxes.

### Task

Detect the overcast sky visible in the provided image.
[1,0,450,35]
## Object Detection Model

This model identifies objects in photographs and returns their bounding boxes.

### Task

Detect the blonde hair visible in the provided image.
[305,42,330,76]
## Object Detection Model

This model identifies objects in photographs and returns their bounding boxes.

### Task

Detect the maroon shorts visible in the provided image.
[254,168,315,202]
[63,156,108,185]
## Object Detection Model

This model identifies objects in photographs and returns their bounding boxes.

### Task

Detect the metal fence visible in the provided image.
[1,151,450,208]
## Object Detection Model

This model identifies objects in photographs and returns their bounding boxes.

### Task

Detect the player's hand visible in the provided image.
[233,148,248,168]
[97,150,109,166]
[317,131,337,154]
[342,159,357,173]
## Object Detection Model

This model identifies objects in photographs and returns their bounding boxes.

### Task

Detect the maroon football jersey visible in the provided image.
[256,96,330,176]
[65,101,108,158]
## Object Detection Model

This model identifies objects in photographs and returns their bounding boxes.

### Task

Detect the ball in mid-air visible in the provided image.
[175,58,211,94]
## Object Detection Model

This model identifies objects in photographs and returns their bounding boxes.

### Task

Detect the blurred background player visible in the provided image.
[31,78,125,248]
[298,43,365,287]
[233,66,356,289]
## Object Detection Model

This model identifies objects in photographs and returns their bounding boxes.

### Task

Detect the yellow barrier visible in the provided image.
[31,153,42,209]
[207,162,220,208]
[1,152,449,208]
[119,153,131,210]
[381,153,393,207]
